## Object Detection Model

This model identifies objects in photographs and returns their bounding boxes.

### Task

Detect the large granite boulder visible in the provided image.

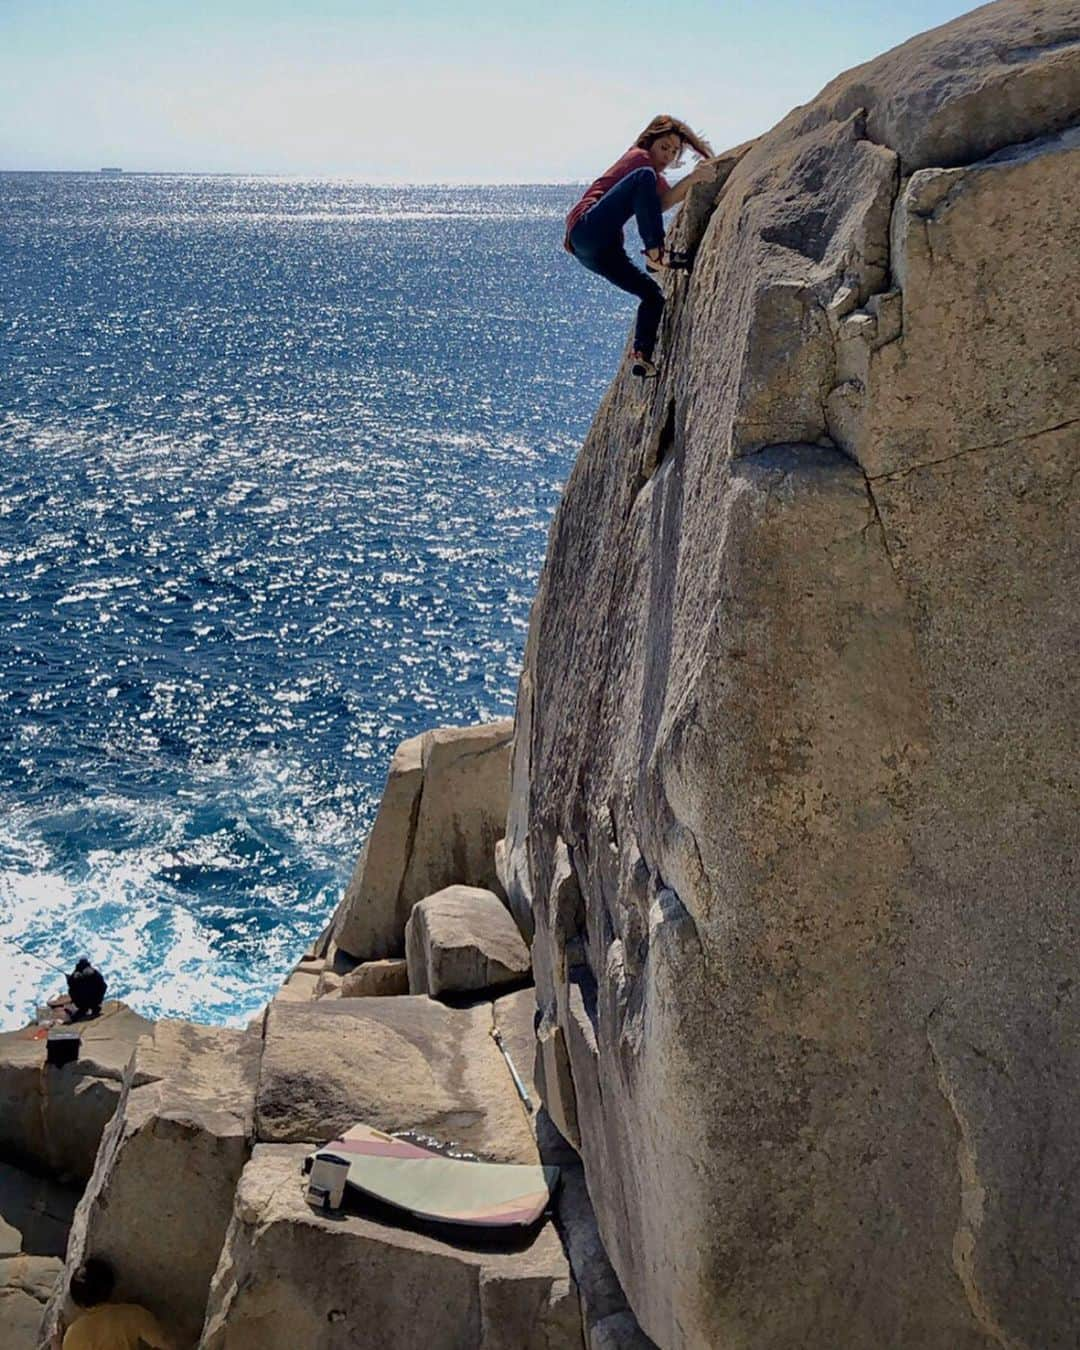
[506,2,1080,1346]
[256,995,537,1165]
[0,1002,153,1183]
[43,1021,260,1349]
[332,720,514,961]
[405,886,531,998]
[200,1143,581,1350]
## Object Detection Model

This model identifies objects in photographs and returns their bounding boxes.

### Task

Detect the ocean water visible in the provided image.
[0,173,629,1029]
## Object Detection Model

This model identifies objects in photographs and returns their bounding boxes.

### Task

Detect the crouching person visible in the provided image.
[46,958,108,1024]
[52,1256,173,1350]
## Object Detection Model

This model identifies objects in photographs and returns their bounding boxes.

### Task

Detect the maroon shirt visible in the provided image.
[565,146,670,252]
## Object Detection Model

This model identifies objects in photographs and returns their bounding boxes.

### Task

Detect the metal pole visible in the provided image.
[490,1026,533,1113]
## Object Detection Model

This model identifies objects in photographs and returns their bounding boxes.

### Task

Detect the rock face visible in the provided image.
[536,1118,655,1350]
[44,1021,260,1348]
[405,886,531,998]
[201,1144,581,1350]
[332,720,514,961]
[506,3,1080,1347]
[0,1002,153,1183]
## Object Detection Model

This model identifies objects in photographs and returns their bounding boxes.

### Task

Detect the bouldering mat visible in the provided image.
[307,1124,558,1229]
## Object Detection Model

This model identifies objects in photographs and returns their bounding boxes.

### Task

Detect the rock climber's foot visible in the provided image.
[631,351,659,379]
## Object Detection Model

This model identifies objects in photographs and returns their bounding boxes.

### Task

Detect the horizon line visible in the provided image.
[0,168,587,186]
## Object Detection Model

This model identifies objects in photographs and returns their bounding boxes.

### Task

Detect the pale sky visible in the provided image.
[1,0,978,180]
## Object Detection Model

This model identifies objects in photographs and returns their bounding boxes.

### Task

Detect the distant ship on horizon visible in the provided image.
[99,167,124,175]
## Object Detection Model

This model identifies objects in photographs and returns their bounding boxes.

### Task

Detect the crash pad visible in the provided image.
[308,1124,558,1228]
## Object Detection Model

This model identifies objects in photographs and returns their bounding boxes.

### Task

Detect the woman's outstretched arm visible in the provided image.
[659,159,716,212]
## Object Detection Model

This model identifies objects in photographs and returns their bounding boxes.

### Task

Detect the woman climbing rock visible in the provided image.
[565,114,714,378]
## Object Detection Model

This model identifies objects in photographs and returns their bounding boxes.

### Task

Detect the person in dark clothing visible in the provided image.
[565,114,714,378]
[48,958,108,1022]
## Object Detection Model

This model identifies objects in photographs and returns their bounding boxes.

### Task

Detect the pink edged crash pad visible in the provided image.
[308,1123,558,1229]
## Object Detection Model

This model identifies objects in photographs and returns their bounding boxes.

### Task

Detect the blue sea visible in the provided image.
[0,173,628,1029]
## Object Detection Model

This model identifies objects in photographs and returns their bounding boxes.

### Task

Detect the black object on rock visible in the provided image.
[46,1029,82,1068]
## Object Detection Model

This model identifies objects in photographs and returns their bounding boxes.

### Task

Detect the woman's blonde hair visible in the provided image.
[634,115,713,166]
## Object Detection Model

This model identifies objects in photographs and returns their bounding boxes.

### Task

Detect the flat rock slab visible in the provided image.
[406,886,531,998]
[130,1019,262,1123]
[270,970,320,1005]
[201,1144,582,1350]
[257,997,537,1164]
[0,1001,154,1181]
[341,958,409,998]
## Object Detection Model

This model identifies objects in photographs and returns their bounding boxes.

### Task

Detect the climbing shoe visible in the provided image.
[631,352,659,379]
[643,247,695,275]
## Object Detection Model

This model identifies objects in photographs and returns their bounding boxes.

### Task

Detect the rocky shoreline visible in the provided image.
[0,719,651,1348]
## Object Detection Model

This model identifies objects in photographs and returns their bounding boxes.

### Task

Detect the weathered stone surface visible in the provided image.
[200,1144,581,1350]
[509,2,1080,1346]
[534,1018,580,1152]
[0,1163,78,1262]
[406,886,531,998]
[270,969,319,1004]
[332,720,514,961]
[403,720,514,902]
[536,1114,654,1350]
[257,997,538,1164]
[0,1255,63,1349]
[340,958,409,998]
[668,138,755,259]
[314,969,342,998]
[43,1021,260,1349]
[837,124,1080,477]
[499,711,537,944]
[331,731,425,960]
[0,1163,77,1350]
[588,1312,656,1350]
[0,1002,153,1182]
[812,0,1080,171]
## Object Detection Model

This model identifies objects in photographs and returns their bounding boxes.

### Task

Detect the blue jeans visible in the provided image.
[569,166,665,360]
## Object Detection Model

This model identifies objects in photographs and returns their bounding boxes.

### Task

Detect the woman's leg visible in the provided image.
[571,167,665,255]
[575,246,665,360]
